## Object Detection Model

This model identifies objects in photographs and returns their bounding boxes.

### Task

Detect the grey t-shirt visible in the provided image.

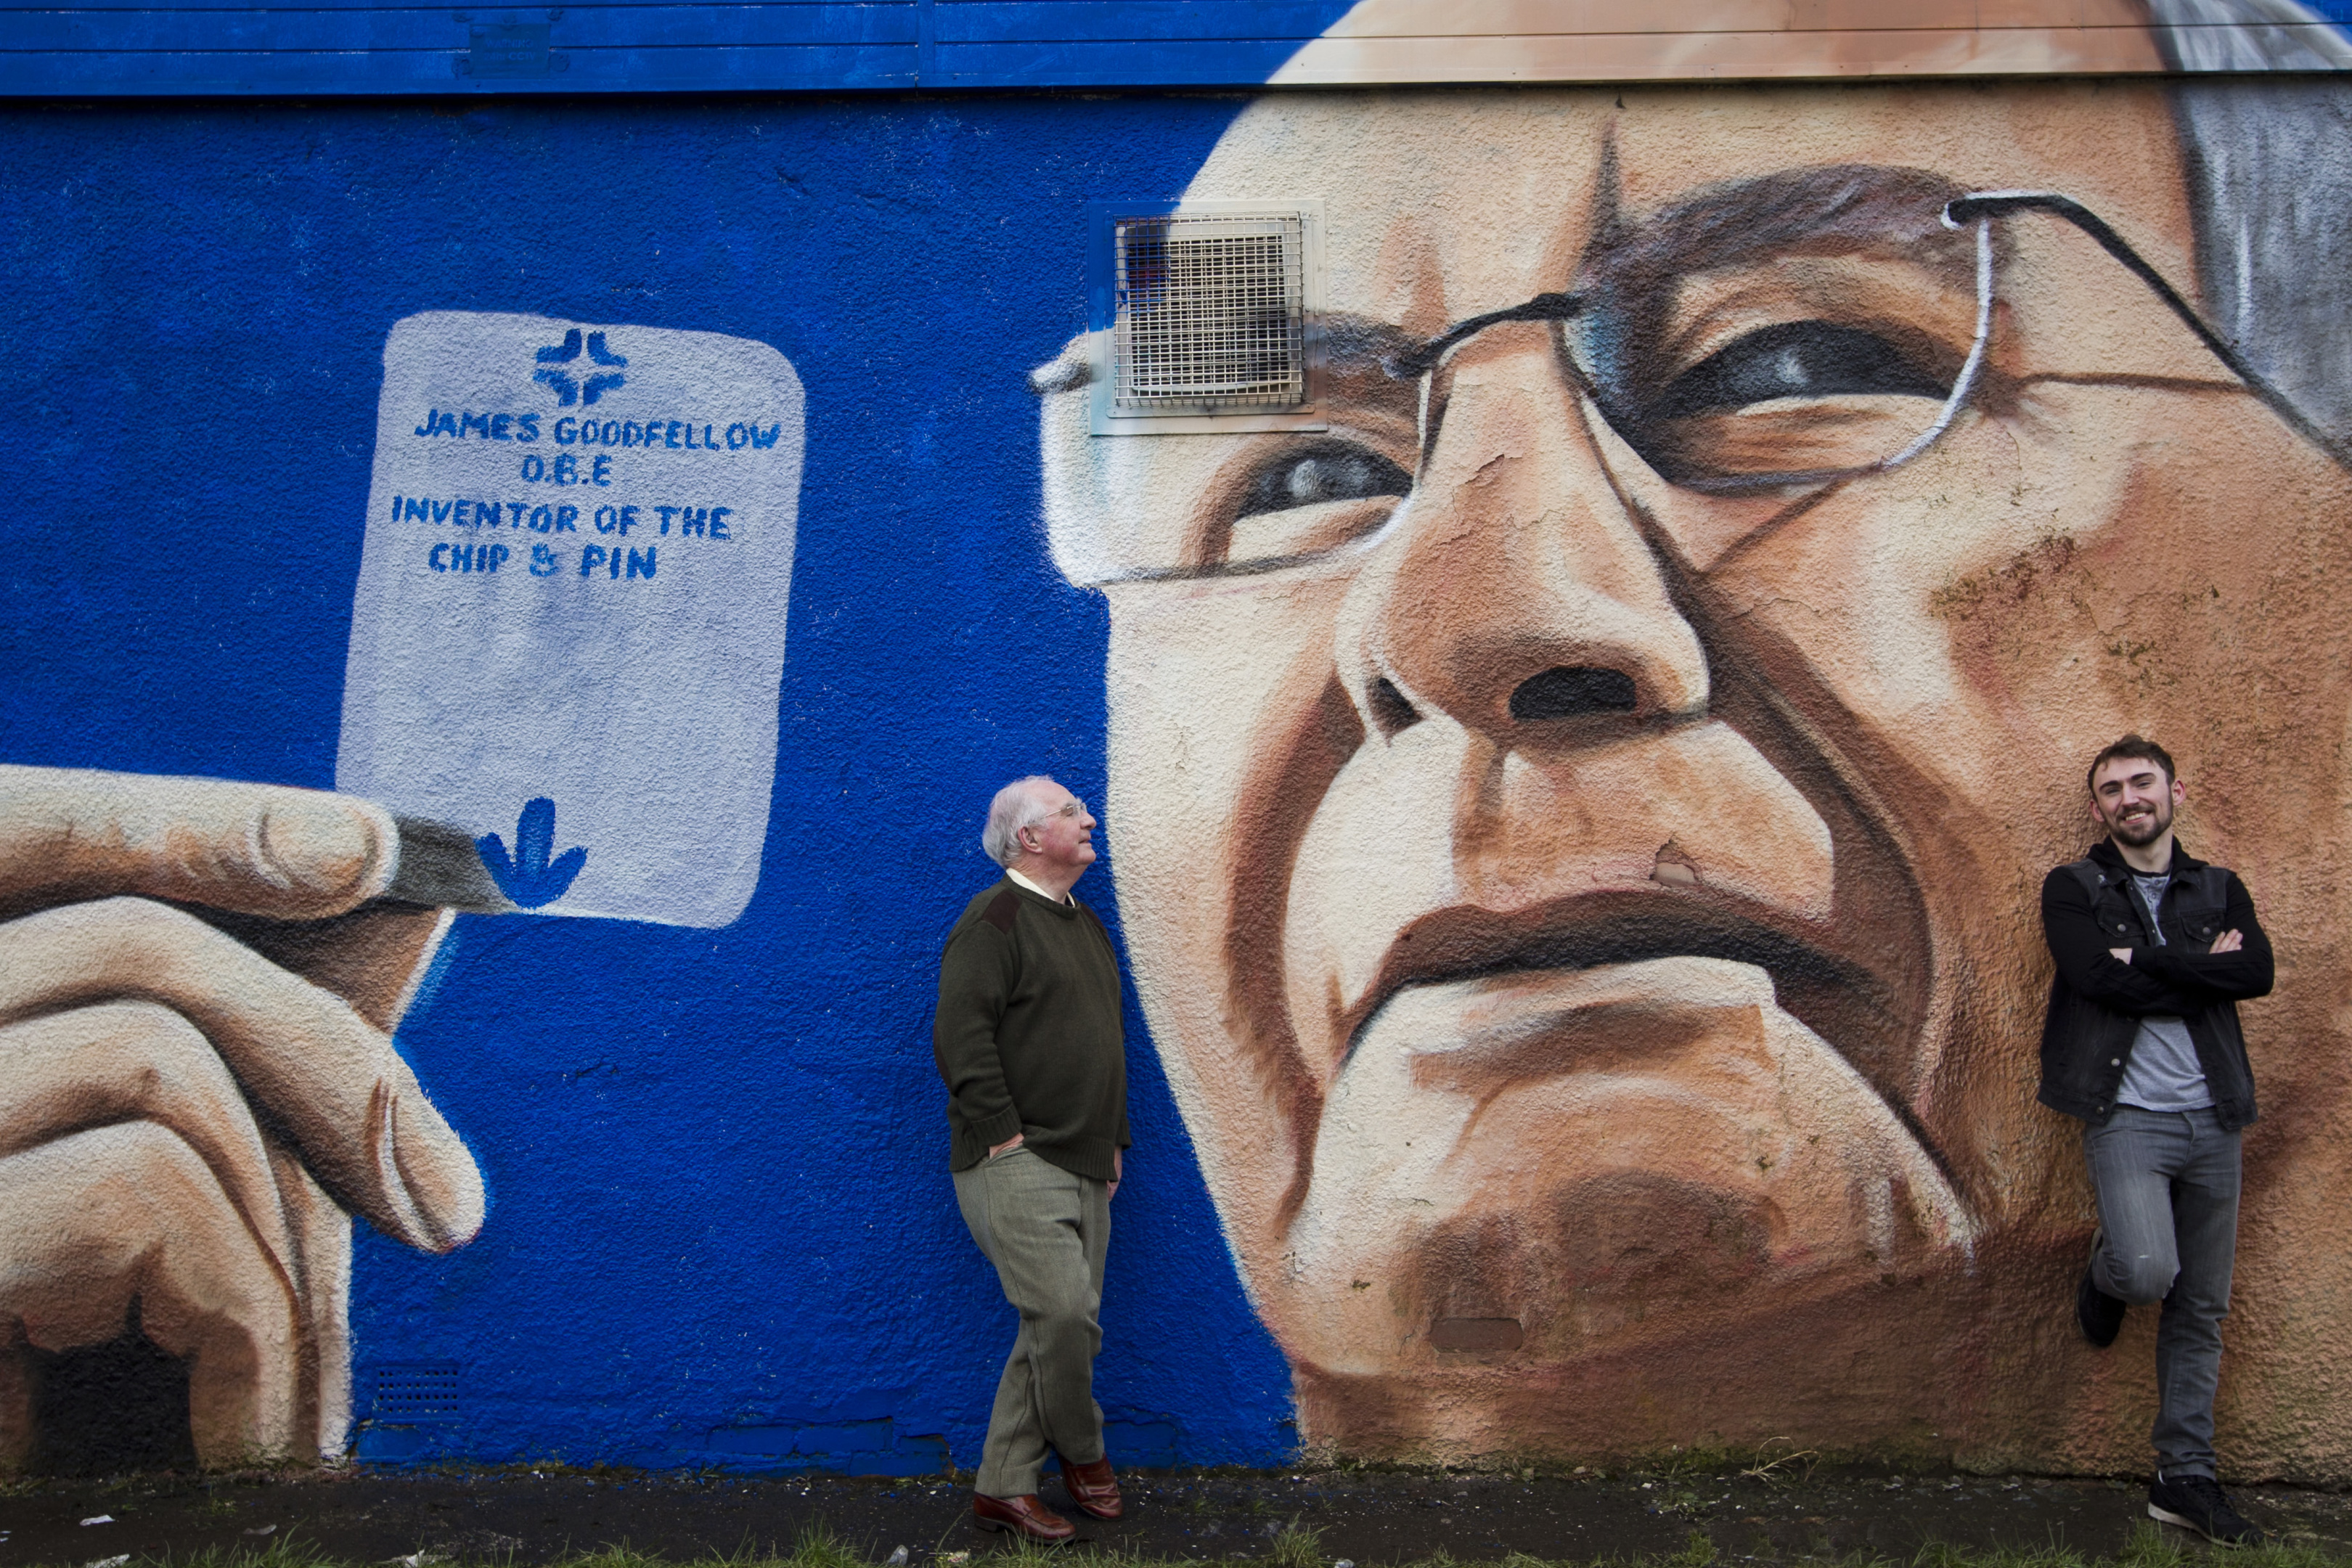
[2115,870,2213,1112]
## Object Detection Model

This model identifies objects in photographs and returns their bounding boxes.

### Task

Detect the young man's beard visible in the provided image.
[2107,798,2174,847]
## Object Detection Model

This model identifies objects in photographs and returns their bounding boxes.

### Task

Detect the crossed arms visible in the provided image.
[2040,865,2275,1016]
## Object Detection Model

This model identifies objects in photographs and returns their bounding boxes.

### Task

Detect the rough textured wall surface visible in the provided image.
[5,71,2352,1482]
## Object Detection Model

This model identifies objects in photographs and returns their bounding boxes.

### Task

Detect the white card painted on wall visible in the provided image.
[339,311,803,928]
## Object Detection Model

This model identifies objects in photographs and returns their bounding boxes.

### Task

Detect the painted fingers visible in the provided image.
[0,1123,310,1469]
[0,897,483,1251]
[0,767,482,1469]
[0,767,397,921]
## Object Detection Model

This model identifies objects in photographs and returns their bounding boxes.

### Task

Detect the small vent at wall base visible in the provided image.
[1113,214,1307,414]
[368,1361,465,1423]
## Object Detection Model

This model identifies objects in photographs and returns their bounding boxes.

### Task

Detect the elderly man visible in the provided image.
[1036,23,2352,1474]
[934,775,1130,1540]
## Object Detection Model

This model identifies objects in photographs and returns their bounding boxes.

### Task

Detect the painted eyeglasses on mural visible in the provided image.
[1053,169,2316,586]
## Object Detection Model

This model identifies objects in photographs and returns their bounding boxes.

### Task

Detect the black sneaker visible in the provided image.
[2148,1472,2266,1546]
[2078,1230,2126,1347]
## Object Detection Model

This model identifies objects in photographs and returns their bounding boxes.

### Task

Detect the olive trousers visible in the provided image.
[952,1144,1111,1498]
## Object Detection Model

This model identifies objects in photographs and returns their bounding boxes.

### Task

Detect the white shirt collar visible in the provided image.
[1006,867,1071,905]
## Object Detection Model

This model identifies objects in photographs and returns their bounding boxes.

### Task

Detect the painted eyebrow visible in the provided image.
[1319,312,1426,415]
[1021,311,1421,405]
[1320,166,1983,408]
[1575,163,1978,294]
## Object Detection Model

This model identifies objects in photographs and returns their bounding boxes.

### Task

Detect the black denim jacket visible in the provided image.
[2036,838,2273,1130]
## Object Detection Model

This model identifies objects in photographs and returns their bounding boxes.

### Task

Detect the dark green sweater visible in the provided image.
[933,877,1130,1179]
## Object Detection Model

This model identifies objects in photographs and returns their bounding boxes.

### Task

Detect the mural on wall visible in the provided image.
[8,0,2352,1482]
[1039,66,2352,1473]
[0,314,802,1469]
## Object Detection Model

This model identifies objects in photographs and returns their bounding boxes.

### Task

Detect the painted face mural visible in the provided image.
[1041,81,2352,1468]
[12,8,2352,1480]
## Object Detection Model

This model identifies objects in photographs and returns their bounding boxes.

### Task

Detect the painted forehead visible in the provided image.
[1183,88,2189,324]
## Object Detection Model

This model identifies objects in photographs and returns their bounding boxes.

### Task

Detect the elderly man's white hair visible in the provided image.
[981,775,1064,867]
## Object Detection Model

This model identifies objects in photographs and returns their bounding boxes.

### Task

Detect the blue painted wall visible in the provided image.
[0,94,1296,1470]
[0,1,1365,94]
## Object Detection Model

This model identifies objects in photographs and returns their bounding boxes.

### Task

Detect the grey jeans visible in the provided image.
[2084,1105,2242,1479]
[953,1145,1111,1498]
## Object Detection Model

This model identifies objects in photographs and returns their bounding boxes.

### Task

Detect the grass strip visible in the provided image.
[22,1520,2352,1568]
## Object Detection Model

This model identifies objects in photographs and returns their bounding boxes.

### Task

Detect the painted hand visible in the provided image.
[2110,948,2133,963]
[1108,1147,1122,1201]
[988,1132,1025,1158]
[2211,928,2245,953]
[0,767,485,1471]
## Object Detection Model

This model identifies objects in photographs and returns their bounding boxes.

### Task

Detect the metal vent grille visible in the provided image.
[368,1361,464,1422]
[1114,215,1307,413]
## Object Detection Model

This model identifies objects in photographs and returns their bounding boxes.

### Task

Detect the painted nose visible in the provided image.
[1335,326,1708,744]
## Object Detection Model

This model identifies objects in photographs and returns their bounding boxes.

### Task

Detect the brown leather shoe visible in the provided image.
[973,1493,1076,1543]
[1060,1455,1123,1521]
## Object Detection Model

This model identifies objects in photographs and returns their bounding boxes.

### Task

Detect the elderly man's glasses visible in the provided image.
[1044,171,2339,585]
[1382,184,2322,497]
[1026,799,1088,829]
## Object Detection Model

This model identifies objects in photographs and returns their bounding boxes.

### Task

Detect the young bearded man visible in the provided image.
[2041,736,2275,1545]
[934,775,1130,1543]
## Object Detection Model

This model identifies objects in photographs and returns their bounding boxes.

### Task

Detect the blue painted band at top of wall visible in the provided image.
[0,1,1364,95]
[6,0,2352,98]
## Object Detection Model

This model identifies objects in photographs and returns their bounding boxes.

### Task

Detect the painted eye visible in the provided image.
[1236,441,1413,518]
[1655,321,1948,417]
[1210,438,1415,572]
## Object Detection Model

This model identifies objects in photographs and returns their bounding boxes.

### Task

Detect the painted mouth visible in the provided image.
[1341,888,1919,1097]
[1376,955,1834,1090]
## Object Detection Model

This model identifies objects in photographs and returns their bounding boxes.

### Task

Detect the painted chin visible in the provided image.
[1269,957,1973,1379]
